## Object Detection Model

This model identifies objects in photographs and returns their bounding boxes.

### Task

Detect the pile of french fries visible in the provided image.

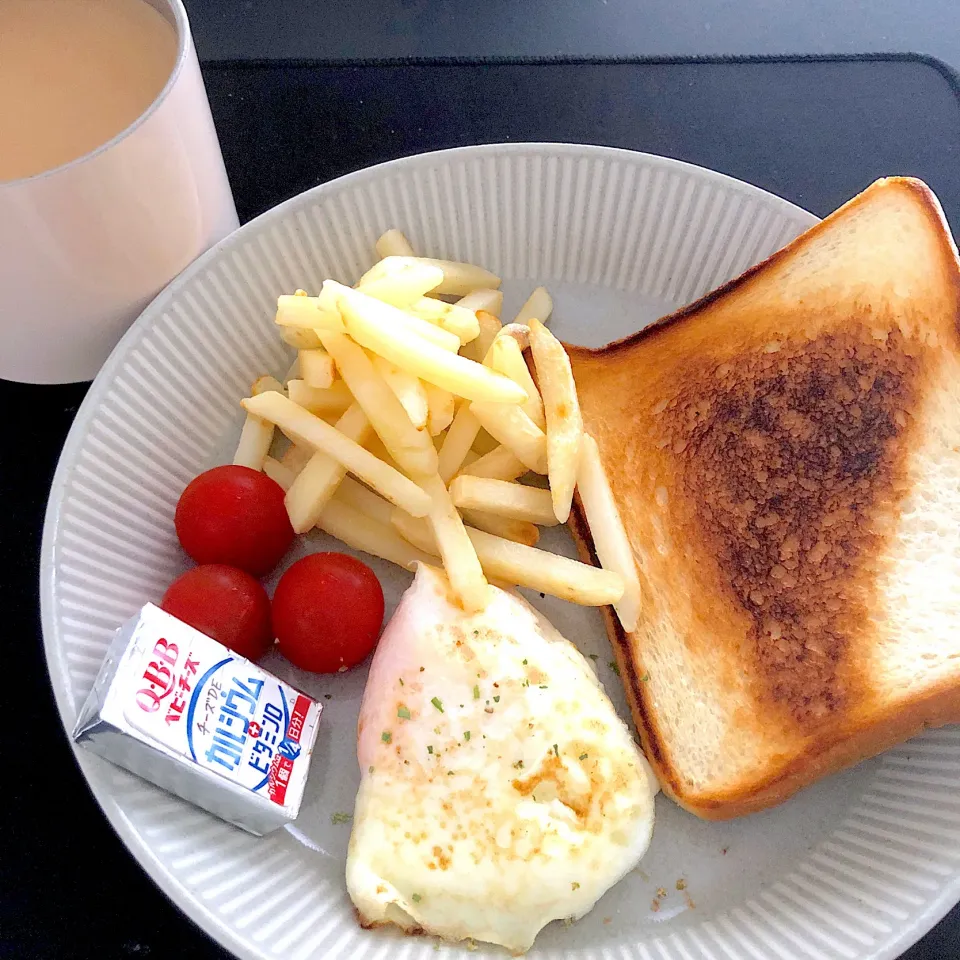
[233,228,641,630]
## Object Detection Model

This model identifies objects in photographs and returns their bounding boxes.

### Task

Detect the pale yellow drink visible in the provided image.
[0,0,178,182]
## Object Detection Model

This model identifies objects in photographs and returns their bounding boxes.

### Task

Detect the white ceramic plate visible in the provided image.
[42,145,960,960]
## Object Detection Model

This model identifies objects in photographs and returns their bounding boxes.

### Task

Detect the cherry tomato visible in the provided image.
[175,465,294,576]
[272,553,384,673]
[161,564,273,660]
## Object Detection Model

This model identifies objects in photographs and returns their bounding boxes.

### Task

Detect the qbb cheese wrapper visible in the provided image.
[73,603,321,835]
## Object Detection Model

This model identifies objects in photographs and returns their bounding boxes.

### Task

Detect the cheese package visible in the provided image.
[73,603,321,835]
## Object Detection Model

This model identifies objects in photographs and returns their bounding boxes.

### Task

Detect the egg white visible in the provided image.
[346,565,656,953]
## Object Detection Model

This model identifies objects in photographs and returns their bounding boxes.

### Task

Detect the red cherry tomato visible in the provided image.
[272,553,384,673]
[161,564,273,660]
[175,465,294,576]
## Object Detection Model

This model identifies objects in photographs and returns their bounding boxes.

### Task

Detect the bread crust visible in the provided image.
[567,177,960,819]
[568,178,960,362]
[569,500,960,819]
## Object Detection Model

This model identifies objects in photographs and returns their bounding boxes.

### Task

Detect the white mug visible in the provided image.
[0,0,239,384]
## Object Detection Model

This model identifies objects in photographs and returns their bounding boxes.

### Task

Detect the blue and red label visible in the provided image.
[126,630,315,806]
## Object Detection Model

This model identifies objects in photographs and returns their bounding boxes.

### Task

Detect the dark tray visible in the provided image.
[4,55,959,960]
[205,54,960,230]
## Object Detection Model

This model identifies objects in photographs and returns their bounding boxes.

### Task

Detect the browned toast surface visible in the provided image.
[567,177,960,818]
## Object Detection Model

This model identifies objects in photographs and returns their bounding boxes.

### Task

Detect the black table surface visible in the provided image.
[4,55,959,959]
[181,0,960,78]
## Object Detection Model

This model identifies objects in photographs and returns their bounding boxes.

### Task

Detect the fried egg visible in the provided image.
[346,564,656,954]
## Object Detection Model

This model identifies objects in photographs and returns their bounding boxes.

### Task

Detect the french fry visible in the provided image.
[363,430,402,473]
[459,445,528,481]
[242,392,431,517]
[280,326,324,350]
[449,475,559,526]
[357,259,444,309]
[333,476,395,527]
[419,472,488,612]
[460,509,540,547]
[391,515,524,586]
[529,318,583,522]
[230,242,637,616]
[275,294,344,332]
[577,434,642,632]
[486,334,545,429]
[283,403,370,533]
[409,297,480,345]
[287,379,353,416]
[391,508,437,552]
[437,403,482,483]
[280,442,313,474]
[424,382,455,435]
[327,281,460,352]
[424,258,501,296]
[251,376,286,462]
[465,526,623,605]
[460,310,502,363]
[375,228,416,259]
[371,355,428,430]
[498,322,530,350]
[252,375,284,396]
[262,456,296,491]
[456,288,503,318]
[391,512,623,606]
[469,401,548,473]
[366,256,500,297]
[319,331,437,478]
[317,499,437,571]
[340,298,527,404]
[299,348,336,389]
[272,440,435,571]
[512,286,553,326]
[233,413,274,471]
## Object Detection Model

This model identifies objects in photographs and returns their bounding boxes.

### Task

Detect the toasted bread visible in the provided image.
[567,177,960,819]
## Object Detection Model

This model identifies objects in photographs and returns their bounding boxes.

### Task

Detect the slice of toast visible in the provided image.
[566,177,960,819]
